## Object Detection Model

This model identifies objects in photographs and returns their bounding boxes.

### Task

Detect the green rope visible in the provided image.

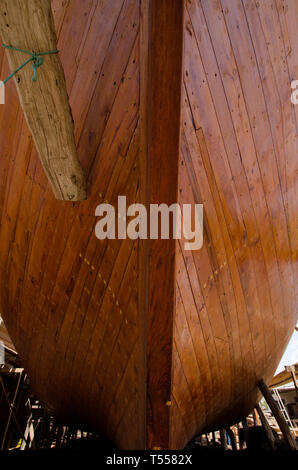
[0,44,59,85]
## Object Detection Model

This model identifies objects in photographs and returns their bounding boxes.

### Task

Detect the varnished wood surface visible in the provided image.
[0,0,86,201]
[0,0,145,449]
[0,0,297,450]
[171,0,297,449]
[142,0,184,450]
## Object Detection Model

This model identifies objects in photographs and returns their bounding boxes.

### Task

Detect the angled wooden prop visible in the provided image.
[0,0,86,201]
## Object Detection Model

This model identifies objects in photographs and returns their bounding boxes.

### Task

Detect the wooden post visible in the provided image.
[219,429,228,450]
[252,408,258,426]
[286,365,298,398]
[236,423,243,450]
[258,379,297,450]
[0,0,86,200]
[140,0,184,450]
[255,403,276,450]
[226,427,237,450]
[241,419,249,449]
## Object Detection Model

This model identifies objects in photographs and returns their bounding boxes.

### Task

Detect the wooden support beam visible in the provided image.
[0,0,86,201]
[236,423,243,450]
[258,379,297,450]
[226,427,237,450]
[286,365,298,398]
[241,419,249,449]
[255,404,276,450]
[219,429,228,450]
[140,0,184,450]
[252,408,260,426]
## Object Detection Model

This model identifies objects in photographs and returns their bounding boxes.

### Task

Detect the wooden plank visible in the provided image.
[0,0,297,451]
[0,0,86,200]
[226,427,237,450]
[140,0,184,450]
[139,0,151,451]
[170,0,297,449]
[286,366,298,398]
[0,0,144,449]
[258,379,297,450]
[219,429,228,450]
[270,364,298,388]
[255,403,276,450]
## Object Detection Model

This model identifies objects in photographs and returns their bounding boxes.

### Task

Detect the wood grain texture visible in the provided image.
[0,0,86,200]
[141,0,184,450]
[0,0,297,450]
[0,0,144,449]
[170,0,297,449]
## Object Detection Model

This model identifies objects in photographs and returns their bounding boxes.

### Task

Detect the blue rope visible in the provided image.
[1,44,59,85]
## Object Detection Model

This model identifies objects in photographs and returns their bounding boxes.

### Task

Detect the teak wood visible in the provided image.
[0,0,86,200]
[141,0,184,449]
[0,0,297,450]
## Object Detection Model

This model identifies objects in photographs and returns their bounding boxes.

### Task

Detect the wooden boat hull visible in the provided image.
[0,0,297,449]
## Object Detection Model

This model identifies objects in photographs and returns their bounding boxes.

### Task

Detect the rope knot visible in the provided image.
[1,44,59,85]
[31,53,44,82]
